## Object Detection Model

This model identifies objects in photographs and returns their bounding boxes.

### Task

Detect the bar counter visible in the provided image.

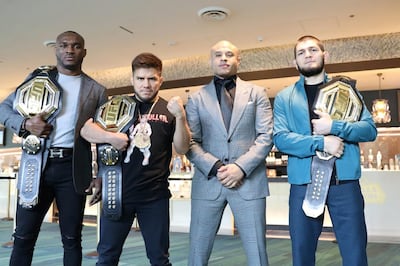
[267,170,400,243]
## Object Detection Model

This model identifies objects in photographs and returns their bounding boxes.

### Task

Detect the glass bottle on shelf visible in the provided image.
[360,150,365,168]
[367,149,374,169]
[172,155,183,173]
[376,150,382,170]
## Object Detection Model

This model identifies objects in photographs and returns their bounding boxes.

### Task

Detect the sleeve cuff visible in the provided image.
[234,163,246,178]
[208,160,224,179]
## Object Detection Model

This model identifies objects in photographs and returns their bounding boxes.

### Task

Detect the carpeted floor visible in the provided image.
[1,220,400,265]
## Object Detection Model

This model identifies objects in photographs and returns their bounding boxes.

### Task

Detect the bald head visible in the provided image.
[210,40,240,78]
[211,40,239,57]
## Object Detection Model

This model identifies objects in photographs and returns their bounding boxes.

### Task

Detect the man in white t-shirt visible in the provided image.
[0,30,108,266]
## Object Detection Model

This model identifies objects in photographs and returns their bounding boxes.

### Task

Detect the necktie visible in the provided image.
[214,75,236,130]
[216,78,234,129]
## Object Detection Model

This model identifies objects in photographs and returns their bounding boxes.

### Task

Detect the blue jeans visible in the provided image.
[10,156,86,266]
[289,180,368,266]
[96,198,171,266]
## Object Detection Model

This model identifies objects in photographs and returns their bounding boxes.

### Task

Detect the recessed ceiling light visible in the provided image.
[198,6,231,21]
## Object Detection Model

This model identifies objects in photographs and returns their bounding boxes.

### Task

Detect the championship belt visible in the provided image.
[13,65,61,208]
[302,76,362,218]
[95,95,136,220]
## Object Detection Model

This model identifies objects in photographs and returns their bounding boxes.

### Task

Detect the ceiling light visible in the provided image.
[119,25,134,34]
[43,40,56,48]
[198,6,231,21]
[372,73,391,123]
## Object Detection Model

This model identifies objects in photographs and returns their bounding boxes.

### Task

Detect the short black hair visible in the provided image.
[294,35,324,58]
[56,31,85,47]
[131,53,162,74]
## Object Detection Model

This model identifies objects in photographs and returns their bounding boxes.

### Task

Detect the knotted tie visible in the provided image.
[215,77,236,130]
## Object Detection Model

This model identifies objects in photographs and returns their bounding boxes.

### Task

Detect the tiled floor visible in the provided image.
[1,220,399,266]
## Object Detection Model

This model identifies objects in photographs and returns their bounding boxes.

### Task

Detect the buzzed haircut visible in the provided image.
[294,35,325,58]
[56,30,85,47]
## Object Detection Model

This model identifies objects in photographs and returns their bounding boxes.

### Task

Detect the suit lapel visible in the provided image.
[228,78,250,137]
[203,82,228,134]
[77,74,91,113]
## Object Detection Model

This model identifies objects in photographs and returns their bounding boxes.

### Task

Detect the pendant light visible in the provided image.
[372,73,391,123]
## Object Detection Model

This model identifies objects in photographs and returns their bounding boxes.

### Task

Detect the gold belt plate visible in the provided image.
[15,67,60,120]
[314,79,362,122]
[95,95,136,132]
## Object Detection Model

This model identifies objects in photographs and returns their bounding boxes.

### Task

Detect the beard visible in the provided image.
[133,91,157,103]
[56,56,84,72]
[297,58,324,77]
[63,64,79,71]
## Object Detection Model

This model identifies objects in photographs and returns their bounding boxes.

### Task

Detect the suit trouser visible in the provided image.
[96,198,171,266]
[289,180,368,266]
[189,186,268,266]
[10,155,86,266]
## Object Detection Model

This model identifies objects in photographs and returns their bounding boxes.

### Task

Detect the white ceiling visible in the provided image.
[1,0,400,101]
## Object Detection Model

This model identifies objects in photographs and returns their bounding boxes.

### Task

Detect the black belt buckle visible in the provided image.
[49,148,72,159]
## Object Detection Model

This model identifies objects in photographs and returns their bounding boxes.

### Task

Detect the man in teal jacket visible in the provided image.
[273,35,377,266]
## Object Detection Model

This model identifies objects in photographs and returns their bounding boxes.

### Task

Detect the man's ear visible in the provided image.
[293,59,298,70]
[323,51,329,63]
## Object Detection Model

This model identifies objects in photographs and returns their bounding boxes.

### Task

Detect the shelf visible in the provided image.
[0,173,16,179]
[168,172,193,180]
[169,176,192,181]
[268,177,288,183]
[266,163,287,167]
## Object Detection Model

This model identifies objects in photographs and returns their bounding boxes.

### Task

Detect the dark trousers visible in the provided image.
[96,197,171,266]
[10,156,86,266]
[289,180,368,266]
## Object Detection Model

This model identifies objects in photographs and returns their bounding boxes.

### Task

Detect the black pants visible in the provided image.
[96,198,171,266]
[10,156,86,266]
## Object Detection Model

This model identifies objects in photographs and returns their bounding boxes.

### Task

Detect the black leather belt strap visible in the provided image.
[97,144,123,220]
[94,95,137,221]
[48,147,73,159]
[330,178,355,186]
